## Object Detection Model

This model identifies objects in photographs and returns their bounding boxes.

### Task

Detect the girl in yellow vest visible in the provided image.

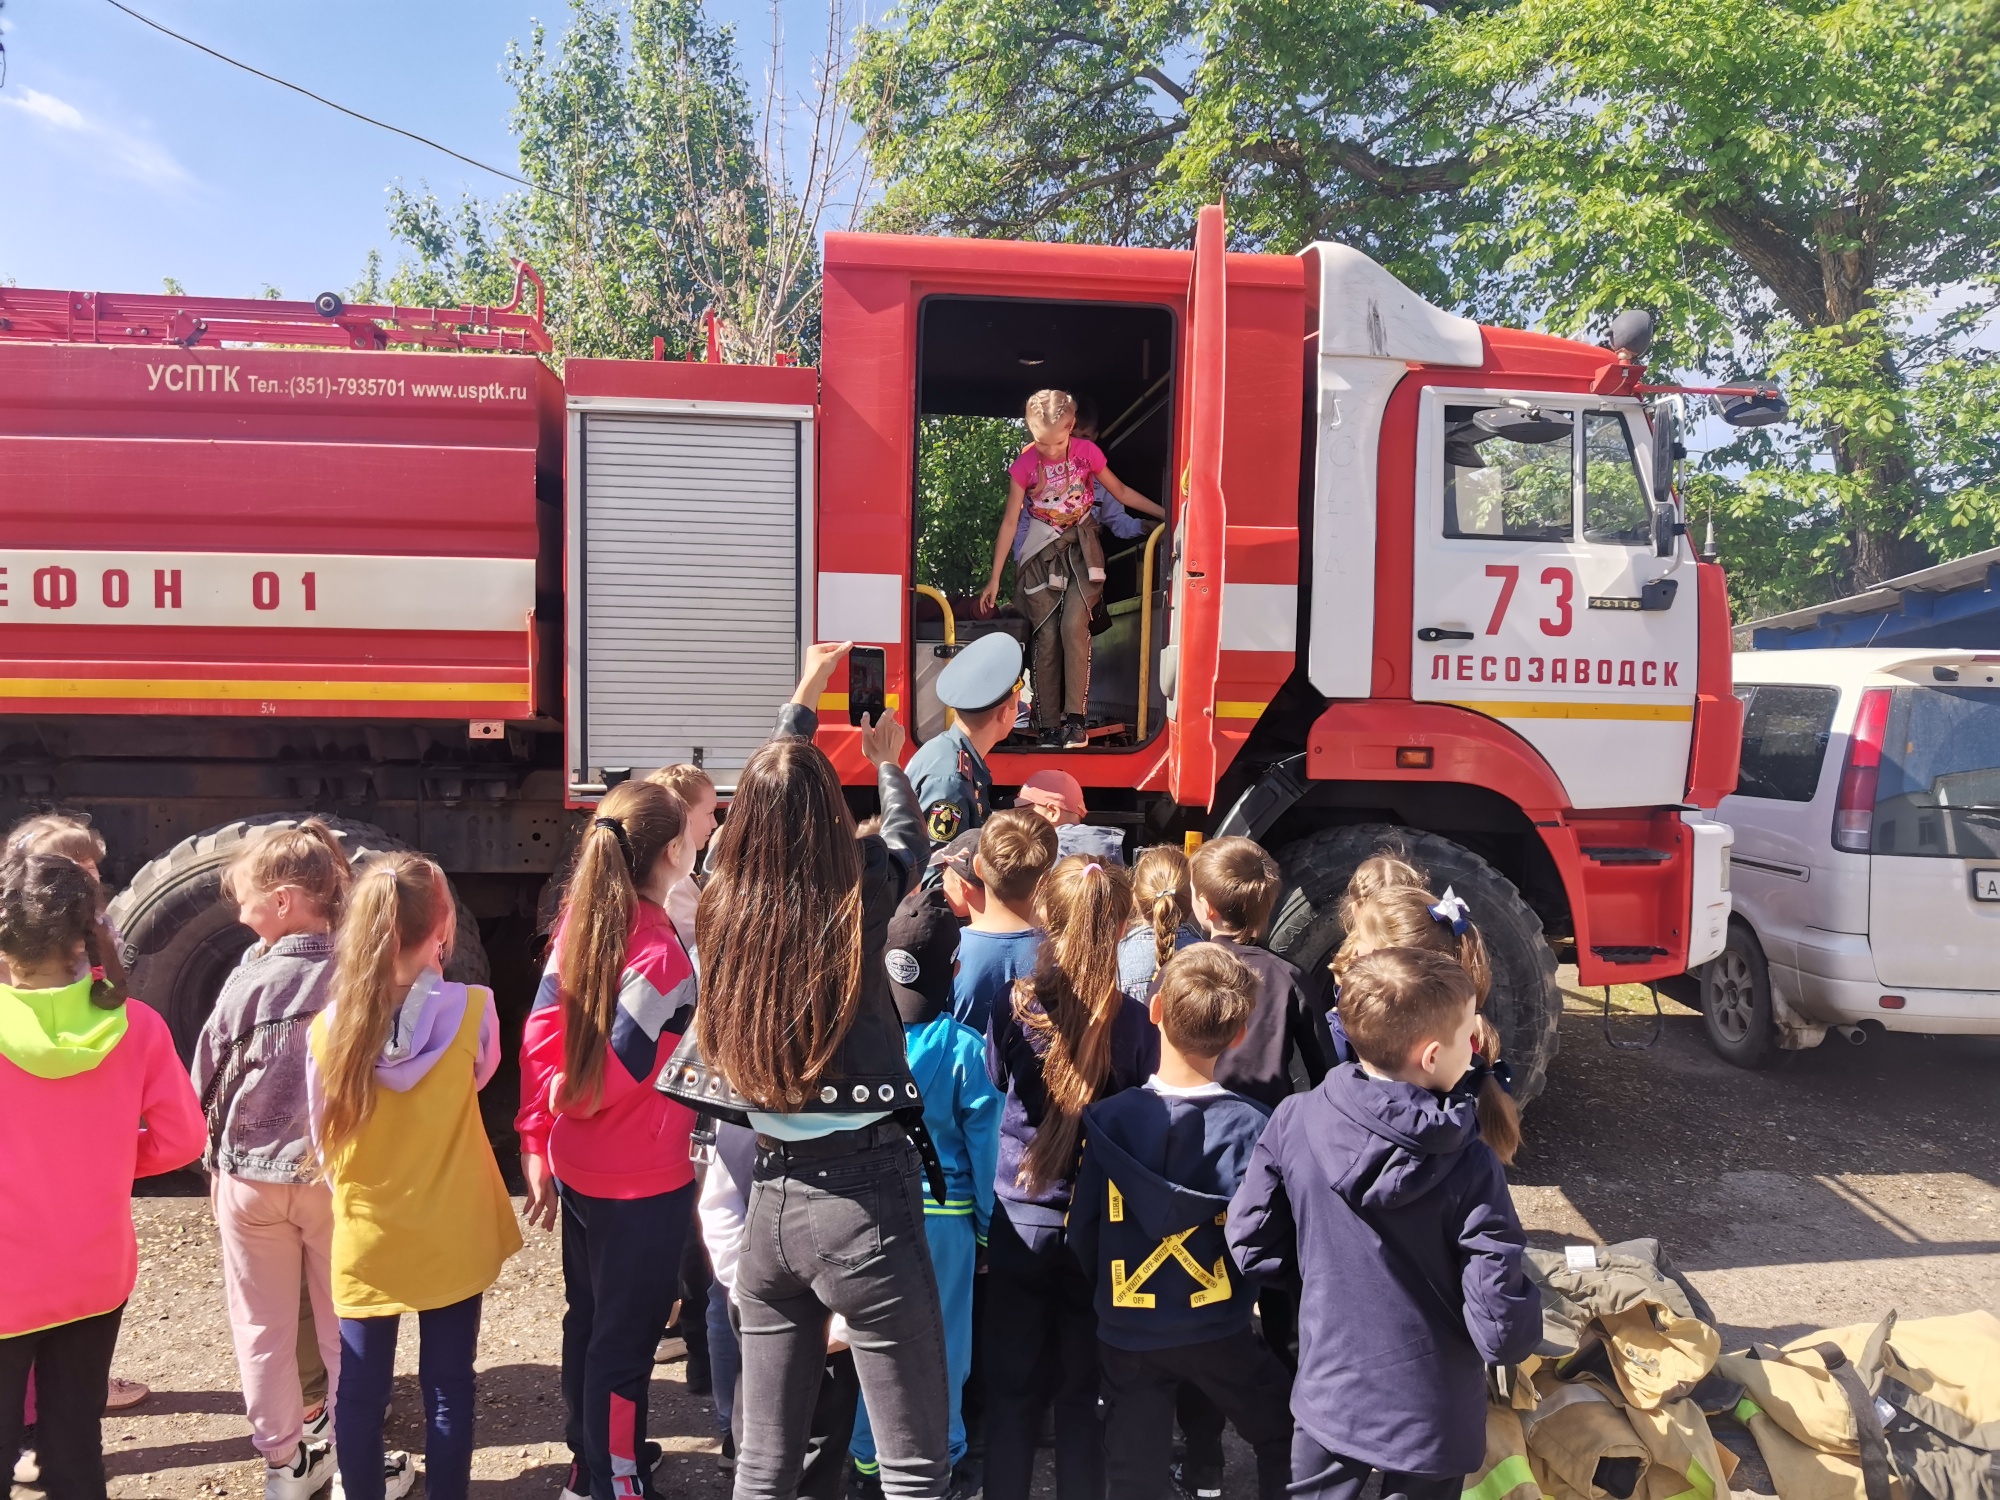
[307,853,521,1500]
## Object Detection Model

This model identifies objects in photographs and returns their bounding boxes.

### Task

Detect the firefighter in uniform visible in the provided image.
[906,631,1023,851]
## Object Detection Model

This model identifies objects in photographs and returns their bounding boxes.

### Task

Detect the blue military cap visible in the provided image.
[937,632,1024,712]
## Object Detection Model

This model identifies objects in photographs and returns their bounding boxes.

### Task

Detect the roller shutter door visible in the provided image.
[574,411,803,781]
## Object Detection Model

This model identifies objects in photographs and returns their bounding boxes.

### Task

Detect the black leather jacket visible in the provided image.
[658,704,941,1186]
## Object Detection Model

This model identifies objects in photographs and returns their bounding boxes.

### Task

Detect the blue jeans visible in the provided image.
[559,1182,695,1500]
[852,1211,975,1471]
[708,1279,740,1436]
[336,1295,482,1500]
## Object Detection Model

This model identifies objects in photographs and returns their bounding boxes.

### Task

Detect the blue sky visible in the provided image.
[0,0,813,300]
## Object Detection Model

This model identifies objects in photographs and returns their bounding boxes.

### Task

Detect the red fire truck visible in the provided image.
[0,206,1741,1102]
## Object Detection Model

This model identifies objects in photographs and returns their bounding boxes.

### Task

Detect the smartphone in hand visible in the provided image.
[847,645,887,728]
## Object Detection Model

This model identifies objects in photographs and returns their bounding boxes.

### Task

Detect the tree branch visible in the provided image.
[1246,135,1477,198]
[1686,195,1829,327]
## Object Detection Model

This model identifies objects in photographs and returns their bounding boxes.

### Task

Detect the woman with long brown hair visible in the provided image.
[985,855,1159,1500]
[516,778,703,1500]
[658,642,949,1500]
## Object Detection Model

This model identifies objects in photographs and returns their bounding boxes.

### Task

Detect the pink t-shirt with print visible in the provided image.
[1009,438,1107,531]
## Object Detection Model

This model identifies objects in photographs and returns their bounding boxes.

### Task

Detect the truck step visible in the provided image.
[1591,945,1670,964]
[1581,846,1673,865]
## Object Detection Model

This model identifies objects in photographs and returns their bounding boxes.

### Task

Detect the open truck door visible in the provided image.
[1166,204,1229,809]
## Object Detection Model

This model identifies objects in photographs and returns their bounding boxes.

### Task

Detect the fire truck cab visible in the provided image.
[0,206,1739,1104]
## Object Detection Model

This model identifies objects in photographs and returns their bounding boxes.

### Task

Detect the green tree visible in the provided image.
[1452,0,2000,598]
[851,0,2000,608]
[844,0,1496,302]
[915,414,1023,598]
[366,0,862,365]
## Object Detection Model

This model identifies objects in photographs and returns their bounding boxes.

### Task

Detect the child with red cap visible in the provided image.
[1013,770,1124,865]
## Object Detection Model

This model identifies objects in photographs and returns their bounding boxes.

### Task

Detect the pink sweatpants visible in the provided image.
[212,1174,339,1460]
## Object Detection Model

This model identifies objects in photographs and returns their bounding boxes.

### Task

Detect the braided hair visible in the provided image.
[0,853,126,1008]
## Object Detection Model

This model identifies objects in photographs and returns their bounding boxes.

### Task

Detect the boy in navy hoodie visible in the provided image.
[1070,943,1294,1500]
[1227,948,1542,1500]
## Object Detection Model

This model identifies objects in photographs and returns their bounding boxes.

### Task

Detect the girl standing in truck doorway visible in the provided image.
[311,854,521,1500]
[979,391,1162,749]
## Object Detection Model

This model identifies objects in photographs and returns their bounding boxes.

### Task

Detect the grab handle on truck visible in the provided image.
[913,585,957,729]
[1135,525,1167,741]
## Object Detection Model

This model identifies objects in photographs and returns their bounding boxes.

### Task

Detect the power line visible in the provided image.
[101,0,534,189]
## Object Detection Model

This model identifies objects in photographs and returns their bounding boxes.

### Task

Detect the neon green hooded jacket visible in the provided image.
[0,981,203,1335]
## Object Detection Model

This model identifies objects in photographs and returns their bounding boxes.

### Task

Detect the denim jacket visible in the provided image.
[191,931,337,1183]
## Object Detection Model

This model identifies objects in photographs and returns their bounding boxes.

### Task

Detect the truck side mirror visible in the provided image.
[1651,502,1683,558]
[1650,399,1678,509]
[1650,400,1681,557]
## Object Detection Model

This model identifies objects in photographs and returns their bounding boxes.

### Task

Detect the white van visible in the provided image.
[1702,647,2000,1065]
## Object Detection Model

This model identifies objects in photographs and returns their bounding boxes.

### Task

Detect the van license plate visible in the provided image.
[1974,869,2000,902]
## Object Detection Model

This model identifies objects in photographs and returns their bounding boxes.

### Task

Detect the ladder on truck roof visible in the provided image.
[0,261,552,354]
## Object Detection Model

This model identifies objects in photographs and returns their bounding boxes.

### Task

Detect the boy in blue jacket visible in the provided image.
[1227,948,1542,1500]
[851,888,1002,1499]
[1070,943,1295,1500]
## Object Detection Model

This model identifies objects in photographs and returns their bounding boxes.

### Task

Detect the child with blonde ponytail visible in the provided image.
[986,855,1158,1500]
[192,819,353,1497]
[309,854,519,1500]
[1331,872,1523,1165]
[1116,844,1200,1000]
[516,779,702,1500]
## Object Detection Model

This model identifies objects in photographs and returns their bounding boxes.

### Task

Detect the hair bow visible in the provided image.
[1428,887,1470,936]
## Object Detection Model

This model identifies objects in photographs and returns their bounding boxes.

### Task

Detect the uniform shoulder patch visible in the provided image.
[926,801,963,842]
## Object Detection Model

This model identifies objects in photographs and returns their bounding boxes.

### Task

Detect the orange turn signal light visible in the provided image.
[1396,746,1433,769]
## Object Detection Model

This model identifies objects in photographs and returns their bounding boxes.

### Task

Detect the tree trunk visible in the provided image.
[1817,204,1931,592]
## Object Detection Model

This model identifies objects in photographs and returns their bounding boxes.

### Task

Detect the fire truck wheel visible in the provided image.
[107,813,491,1065]
[1265,823,1562,1105]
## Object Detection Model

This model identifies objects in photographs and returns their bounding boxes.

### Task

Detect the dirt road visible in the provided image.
[20,986,2000,1499]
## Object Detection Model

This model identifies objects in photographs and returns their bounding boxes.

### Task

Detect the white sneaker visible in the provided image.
[303,1404,332,1445]
[332,1450,416,1500]
[265,1442,333,1500]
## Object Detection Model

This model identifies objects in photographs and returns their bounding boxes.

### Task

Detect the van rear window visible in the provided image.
[1734,684,1838,802]
[1872,686,2000,858]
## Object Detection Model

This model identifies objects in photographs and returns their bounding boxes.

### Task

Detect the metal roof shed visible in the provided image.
[1744,544,2000,650]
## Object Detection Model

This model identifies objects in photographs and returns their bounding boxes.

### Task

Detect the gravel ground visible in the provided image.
[18,977,1999,1500]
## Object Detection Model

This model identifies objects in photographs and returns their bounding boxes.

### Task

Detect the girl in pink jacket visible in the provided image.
[516,779,702,1500]
[0,853,203,1500]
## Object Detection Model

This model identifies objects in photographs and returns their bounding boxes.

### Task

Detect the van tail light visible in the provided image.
[1832,687,1891,852]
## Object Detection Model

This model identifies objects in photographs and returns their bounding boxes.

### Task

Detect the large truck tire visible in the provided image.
[108,814,490,1064]
[1265,823,1563,1104]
